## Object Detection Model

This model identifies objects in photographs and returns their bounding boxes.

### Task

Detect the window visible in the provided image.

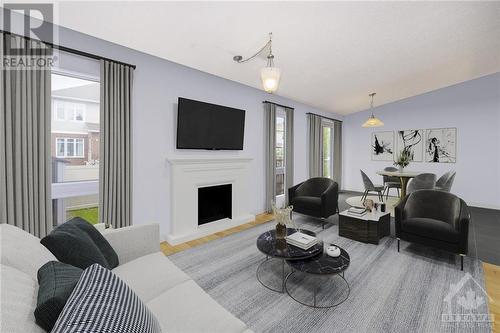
[275,111,286,200]
[56,138,85,158]
[322,122,334,179]
[51,71,100,225]
[54,100,86,122]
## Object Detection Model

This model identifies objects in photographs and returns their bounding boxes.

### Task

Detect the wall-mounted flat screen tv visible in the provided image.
[176,97,245,150]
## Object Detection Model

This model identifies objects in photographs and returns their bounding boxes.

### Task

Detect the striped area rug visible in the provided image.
[169,215,491,333]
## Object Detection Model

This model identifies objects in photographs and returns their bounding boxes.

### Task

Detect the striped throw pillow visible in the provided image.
[51,264,162,333]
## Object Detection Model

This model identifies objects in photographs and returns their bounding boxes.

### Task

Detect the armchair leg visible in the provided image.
[397,238,400,252]
[460,254,465,271]
[321,218,325,230]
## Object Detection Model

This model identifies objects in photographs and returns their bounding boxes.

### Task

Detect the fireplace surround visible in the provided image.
[167,157,254,245]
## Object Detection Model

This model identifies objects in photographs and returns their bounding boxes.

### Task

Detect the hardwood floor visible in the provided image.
[160,213,274,256]
[160,213,499,331]
[484,263,500,332]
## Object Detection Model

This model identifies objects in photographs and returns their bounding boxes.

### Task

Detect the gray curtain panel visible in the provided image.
[333,120,342,189]
[99,60,134,228]
[0,34,53,237]
[308,113,323,178]
[264,102,276,213]
[285,107,294,205]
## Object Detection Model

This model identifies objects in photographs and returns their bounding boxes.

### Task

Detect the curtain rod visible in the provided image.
[0,29,136,69]
[263,100,294,110]
[306,112,342,123]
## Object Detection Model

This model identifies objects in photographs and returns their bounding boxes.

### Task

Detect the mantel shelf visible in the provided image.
[167,157,253,165]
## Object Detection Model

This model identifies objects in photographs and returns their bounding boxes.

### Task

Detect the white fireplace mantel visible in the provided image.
[167,157,255,245]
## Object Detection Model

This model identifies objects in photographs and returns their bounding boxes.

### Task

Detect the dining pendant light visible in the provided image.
[362,92,384,128]
[234,33,281,94]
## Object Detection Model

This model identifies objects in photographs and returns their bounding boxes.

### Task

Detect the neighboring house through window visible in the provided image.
[50,57,101,225]
[275,109,286,207]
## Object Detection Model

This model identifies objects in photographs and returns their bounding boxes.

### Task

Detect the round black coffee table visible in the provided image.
[285,244,350,308]
[256,228,322,293]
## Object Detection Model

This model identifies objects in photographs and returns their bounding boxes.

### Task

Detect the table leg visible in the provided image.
[281,260,285,293]
[399,176,409,199]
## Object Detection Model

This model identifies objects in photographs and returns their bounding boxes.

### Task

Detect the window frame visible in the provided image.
[53,99,87,122]
[321,120,335,179]
[55,137,85,158]
[275,110,286,198]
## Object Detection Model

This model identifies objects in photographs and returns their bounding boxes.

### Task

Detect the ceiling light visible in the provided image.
[362,93,384,128]
[234,33,281,94]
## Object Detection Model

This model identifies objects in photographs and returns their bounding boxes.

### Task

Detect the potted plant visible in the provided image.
[394,150,411,172]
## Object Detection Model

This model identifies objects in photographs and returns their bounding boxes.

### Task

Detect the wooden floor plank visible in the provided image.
[484,262,500,332]
[160,213,273,256]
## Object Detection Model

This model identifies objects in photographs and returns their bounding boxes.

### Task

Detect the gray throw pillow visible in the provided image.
[52,264,162,333]
[35,261,83,332]
[40,217,119,270]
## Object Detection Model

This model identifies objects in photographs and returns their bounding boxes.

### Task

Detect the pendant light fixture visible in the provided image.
[233,33,281,94]
[362,92,384,128]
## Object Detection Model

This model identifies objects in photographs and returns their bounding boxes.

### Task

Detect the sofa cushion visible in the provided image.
[0,265,46,333]
[34,261,83,332]
[52,264,162,333]
[40,217,119,270]
[402,217,460,243]
[0,224,56,280]
[112,252,191,303]
[147,279,248,333]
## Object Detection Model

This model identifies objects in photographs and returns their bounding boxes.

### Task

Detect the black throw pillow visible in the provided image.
[40,217,119,270]
[34,261,83,332]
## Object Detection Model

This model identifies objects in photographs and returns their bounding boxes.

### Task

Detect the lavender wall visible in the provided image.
[342,73,500,209]
[3,11,342,238]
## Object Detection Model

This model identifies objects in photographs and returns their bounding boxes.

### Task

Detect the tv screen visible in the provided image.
[176,97,245,150]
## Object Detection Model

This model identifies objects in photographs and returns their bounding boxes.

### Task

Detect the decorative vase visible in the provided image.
[398,165,404,172]
[271,202,293,240]
[276,222,287,240]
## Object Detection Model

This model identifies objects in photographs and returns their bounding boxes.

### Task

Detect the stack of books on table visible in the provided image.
[285,232,318,250]
[347,207,367,217]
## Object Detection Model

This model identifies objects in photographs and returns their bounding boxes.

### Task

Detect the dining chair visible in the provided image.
[360,170,385,202]
[382,166,401,199]
[407,173,437,194]
[436,171,456,192]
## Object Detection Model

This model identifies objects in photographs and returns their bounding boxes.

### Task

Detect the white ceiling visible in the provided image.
[54,1,500,115]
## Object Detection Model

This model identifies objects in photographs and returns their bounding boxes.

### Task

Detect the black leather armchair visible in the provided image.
[288,177,339,229]
[395,190,470,270]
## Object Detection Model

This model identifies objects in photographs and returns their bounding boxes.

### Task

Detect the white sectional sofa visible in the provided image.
[0,223,253,333]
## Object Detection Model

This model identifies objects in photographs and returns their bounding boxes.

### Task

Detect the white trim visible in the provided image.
[55,137,85,158]
[167,157,253,165]
[52,95,100,104]
[51,180,99,199]
[52,131,88,135]
[51,68,100,83]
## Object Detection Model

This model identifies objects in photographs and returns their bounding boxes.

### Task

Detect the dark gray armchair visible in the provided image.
[288,177,339,229]
[395,190,470,270]
[436,171,456,192]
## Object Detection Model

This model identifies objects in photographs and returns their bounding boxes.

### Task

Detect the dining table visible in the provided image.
[376,170,422,200]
